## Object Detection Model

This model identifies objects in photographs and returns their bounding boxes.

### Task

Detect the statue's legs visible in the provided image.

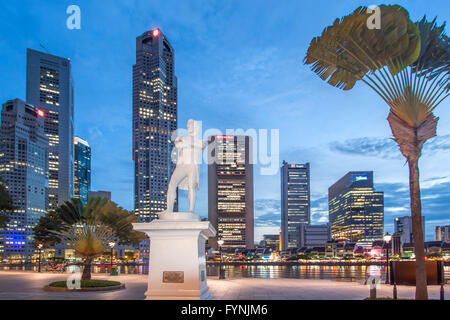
[188,188,196,213]
[187,168,196,213]
[166,167,186,212]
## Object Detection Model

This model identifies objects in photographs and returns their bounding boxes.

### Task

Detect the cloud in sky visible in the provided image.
[330,135,450,160]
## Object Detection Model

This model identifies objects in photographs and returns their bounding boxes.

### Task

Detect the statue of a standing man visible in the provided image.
[163,119,205,214]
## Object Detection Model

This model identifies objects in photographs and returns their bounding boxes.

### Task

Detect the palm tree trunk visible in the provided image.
[388,111,438,300]
[408,159,428,300]
[81,257,93,281]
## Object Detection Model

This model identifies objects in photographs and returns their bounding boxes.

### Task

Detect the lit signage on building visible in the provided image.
[216,135,234,140]
[354,175,368,182]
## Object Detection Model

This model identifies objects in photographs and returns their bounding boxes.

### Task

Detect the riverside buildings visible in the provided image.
[26,49,74,210]
[394,215,426,245]
[281,161,311,250]
[208,135,254,252]
[328,171,384,245]
[0,99,48,261]
[435,225,450,243]
[298,224,330,248]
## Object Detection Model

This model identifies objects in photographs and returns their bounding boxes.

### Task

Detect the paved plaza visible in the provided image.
[0,271,448,300]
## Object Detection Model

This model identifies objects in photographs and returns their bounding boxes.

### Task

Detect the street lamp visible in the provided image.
[108,241,115,275]
[37,243,43,273]
[383,233,392,284]
[217,240,224,279]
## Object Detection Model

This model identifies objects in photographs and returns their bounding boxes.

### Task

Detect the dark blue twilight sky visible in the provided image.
[0,1,449,241]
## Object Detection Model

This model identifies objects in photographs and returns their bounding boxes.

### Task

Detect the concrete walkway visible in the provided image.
[0,271,448,300]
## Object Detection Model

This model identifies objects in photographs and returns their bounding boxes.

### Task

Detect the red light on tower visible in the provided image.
[152,29,160,37]
[37,109,45,117]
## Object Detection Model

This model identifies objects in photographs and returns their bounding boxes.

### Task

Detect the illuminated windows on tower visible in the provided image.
[26,49,75,210]
[281,161,311,250]
[208,136,254,252]
[132,29,178,223]
[0,99,48,261]
[328,171,384,245]
[74,136,91,206]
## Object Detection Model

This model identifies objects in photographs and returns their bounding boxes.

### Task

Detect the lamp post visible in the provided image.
[383,233,392,284]
[37,243,43,273]
[108,241,115,275]
[217,240,224,279]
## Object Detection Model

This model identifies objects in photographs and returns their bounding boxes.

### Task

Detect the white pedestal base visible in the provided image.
[133,213,216,300]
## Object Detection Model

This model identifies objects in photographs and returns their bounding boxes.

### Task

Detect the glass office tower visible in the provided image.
[26,49,74,210]
[0,99,48,261]
[74,136,91,205]
[132,29,178,223]
[281,162,311,250]
[328,171,384,244]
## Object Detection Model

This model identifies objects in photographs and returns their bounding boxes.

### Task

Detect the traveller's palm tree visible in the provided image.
[304,5,449,299]
[35,198,146,280]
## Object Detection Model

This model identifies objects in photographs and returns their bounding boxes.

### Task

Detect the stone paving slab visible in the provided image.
[0,271,448,300]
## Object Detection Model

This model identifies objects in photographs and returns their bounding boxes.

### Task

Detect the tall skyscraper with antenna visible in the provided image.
[132,29,178,223]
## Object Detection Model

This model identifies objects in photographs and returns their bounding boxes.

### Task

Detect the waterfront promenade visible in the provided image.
[0,270,448,300]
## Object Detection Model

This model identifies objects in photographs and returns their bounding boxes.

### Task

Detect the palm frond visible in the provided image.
[304,5,448,128]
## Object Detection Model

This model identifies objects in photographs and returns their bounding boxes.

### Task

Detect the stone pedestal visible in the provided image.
[133,212,216,300]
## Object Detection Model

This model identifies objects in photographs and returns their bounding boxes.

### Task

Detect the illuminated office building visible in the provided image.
[328,171,384,244]
[394,215,425,244]
[26,49,74,210]
[74,136,91,205]
[133,29,177,223]
[0,99,48,261]
[260,234,280,251]
[281,161,311,250]
[208,135,254,252]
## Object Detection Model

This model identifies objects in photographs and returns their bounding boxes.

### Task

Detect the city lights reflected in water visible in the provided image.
[2,264,449,281]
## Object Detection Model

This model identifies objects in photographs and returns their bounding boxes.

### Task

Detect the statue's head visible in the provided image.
[187,119,199,136]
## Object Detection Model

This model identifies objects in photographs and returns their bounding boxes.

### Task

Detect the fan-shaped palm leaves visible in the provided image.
[305,4,449,300]
[35,198,146,280]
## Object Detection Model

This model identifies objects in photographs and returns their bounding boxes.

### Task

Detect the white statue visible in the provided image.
[162,119,206,214]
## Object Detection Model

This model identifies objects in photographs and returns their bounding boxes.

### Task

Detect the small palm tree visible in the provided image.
[35,198,146,280]
[304,4,449,299]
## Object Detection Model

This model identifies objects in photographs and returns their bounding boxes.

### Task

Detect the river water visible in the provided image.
[3,264,450,281]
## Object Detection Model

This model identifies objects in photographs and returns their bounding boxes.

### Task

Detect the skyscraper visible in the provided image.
[74,136,91,205]
[328,171,384,244]
[0,99,48,261]
[435,225,450,243]
[394,216,426,244]
[132,29,177,223]
[26,49,74,210]
[208,135,254,252]
[281,161,311,250]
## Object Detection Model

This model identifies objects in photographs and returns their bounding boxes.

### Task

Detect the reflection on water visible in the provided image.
[207,265,374,280]
[2,264,450,281]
